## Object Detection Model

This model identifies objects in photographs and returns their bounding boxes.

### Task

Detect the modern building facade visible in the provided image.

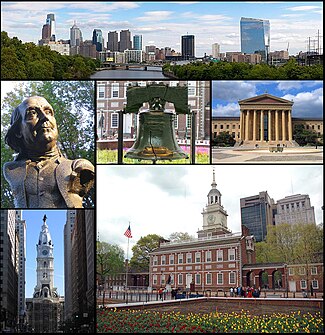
[181,35,195,59]
[107,31,119,52]
[212,43,220,59]
[70,22,83,47]
[26,215,63,333]
[149,171,256,292]
[133,35,143,51]
[119,29,132,52]
[45,13,56,41]
[92,29,104,52]
[240,191,275,242]
[274,194,316,225]
[240,17,270,62]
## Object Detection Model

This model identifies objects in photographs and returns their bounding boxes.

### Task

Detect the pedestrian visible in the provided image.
[158,287,163,300]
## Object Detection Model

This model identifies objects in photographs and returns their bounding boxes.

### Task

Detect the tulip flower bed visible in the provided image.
[97,308,323,333]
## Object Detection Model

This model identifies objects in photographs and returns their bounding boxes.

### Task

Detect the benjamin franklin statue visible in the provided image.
[3,96,95,208]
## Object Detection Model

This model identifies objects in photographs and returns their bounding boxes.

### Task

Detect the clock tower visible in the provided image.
[198,168,230,238]
[33,214,58,299]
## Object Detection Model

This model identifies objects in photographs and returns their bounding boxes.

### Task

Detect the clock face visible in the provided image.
[42,249,48,256]
[207,214,216,224]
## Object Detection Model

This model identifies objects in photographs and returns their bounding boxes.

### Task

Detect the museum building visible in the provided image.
[212,93,323,147]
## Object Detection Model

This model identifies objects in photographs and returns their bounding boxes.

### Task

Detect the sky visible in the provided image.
[212,80,323,118]
[97,164,324,259]
[22,210,67,299]
[1,1,323,56]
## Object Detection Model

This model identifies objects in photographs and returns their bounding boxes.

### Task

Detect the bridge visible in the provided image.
[97,62,163,71]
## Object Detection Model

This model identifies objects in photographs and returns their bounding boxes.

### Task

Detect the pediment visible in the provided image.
[239,93,293,105]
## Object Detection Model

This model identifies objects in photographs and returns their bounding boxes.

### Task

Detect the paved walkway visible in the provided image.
[212,147,323,164]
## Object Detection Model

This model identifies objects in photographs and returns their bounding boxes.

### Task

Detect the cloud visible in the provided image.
[137,11,174,22]
[287,5,322,11]
[282,87,323,118]
[212,81,257,102]
[276,81,321,92]
[212,103,239,117]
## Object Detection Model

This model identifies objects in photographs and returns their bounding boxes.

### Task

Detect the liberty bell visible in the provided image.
[124,97,188,162]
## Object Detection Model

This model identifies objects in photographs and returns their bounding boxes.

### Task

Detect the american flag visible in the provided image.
[124,225,132,238]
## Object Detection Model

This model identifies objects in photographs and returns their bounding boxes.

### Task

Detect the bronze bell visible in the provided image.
[125,108,189,162]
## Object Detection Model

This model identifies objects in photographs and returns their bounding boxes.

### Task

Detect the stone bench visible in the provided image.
[269,147,284,152]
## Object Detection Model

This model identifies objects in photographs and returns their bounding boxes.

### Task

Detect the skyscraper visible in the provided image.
[119,29,132,51]
[107,31,119,51]
[46,13,56,41]
[212,43,220,59]
[92,29,103,52]
[240,191,274,242]
[133,35,143,50]
[240,17,270,62]
[70,22,83,47]
[181,35,195,59]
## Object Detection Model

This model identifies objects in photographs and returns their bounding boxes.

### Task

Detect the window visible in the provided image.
[98,86,105,98]
[187,81,196,96]
[217,273,223,285]
[174,115,179,129]
[111,101,119,108]
[312,280,318,289]
[161,255,166,265]
[178,254,183,264]
[178,274,183,285]
[186,253,192,263]
[170,274,174,285]
[195,252,201,263]
[206,251,212,262]
[169,254,174,265]
[195,274,201,285]
[111,83,119,98]
[153,275,157,285]
[206,273,212,285]
[111,113,118,128]
[220,125,224,129]
[299,267,306,275]
[296,202,300,208]
[229,272,236,285]
[300,280,307,289]
[153,256,158,266]
[226,125,229,129]
[161,275,165,285]
[291,203,294,209]
[186,114,192,129]
[311,267,317,275]
[217,250,223,262]
[228,249,235,261]
[288,267,294,276]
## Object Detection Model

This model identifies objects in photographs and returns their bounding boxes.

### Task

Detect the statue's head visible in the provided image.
[5,96,59,156]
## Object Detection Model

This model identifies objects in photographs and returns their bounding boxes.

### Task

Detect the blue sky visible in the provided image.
[23,210,66,298]
[212,80,323,118]
[1,1,323,56]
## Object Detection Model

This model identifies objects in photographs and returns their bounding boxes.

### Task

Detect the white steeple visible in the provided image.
[33,215,58,299]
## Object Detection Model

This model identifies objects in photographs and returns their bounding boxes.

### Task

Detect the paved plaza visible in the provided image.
[212,146,323,164]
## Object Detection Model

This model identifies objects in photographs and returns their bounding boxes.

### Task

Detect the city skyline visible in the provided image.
[23,210,66,299]
[1,1,323,56]
[212,80,323,118]
[97,165,323,259]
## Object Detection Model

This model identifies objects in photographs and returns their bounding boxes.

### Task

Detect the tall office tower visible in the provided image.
[92,29,104,52]
[240,191,274,242]
[26,215,63,333]
[274,194,316,225]
[46,13,56,41]
[240,17,270,62]
[119,29,132,52]
[70,22,83,47]
[0,210,18,333]
[212,43,220,58]
[63,210,76,321]
[107,31,119,51]
[133,34,143,50]
[15,211,27,332]
[181,34,195,59]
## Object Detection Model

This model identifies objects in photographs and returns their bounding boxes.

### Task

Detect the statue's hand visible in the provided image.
[69,159,95,195]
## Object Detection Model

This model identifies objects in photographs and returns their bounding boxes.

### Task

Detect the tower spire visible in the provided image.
[211,167,217,189]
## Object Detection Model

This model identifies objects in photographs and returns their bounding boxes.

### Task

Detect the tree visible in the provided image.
[96,241,125,280]
[212,131,236,147]
[293,124,319,146]
[1,81,95,207]
[129,234,164,271]
[168,232,195,242]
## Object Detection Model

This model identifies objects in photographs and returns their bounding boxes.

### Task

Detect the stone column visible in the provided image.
[240,111,244,141]
[282,110,286,141]
[275,110,279,142]
[253,110,257,142]
[268,110,272,142]
[260,110,264,142]
[288,110,292,141]
[245,110,250,141]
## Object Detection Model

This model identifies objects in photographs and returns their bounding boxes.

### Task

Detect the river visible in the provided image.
[90,66,169,79]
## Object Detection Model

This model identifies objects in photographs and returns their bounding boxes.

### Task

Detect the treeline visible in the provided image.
[163,59,323,80]
[1,31,101,79]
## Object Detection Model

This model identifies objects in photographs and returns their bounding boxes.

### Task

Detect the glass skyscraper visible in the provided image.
[133,35,143,51]
[92,29,103,52]
[240,17,270,62]
[181,35,195,60]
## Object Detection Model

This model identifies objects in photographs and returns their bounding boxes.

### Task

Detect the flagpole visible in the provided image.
[126,234,129,290]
